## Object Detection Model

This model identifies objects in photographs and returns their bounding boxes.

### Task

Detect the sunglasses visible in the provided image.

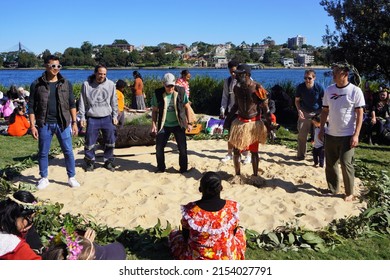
[165,85,174,88]
[304,77,313,80]
[48,64,62,69]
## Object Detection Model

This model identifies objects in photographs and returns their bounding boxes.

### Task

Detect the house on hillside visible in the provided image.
[214,56,228,68]
[106,43,135,53]
[281,58,295,68]
[297,54,314,67]
[194,57,208,67]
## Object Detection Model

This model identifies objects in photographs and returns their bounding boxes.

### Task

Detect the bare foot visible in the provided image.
[344,195,355,202]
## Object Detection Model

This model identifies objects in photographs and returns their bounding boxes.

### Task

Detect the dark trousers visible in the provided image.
[324,134,355,196]
[84,116,116,163]
[156,126,187,172]
[312,146,324,167]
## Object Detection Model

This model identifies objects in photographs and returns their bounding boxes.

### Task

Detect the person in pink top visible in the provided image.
[176,70,196,123]
[175,70,191,98]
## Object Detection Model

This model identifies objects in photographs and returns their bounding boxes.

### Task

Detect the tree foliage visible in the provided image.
[320,0,390,82]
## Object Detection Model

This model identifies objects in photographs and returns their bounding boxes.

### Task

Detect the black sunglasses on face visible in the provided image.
[304,77,313,80]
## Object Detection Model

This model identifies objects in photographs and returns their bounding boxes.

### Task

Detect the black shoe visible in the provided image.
[85,162,94,172]
[296,156,305,161]
[104,161,115,172]
[155,169,165,173]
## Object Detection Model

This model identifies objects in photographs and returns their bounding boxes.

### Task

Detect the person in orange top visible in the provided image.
[130,71,146,110]
[116,79,130,128]
[7,103,30,136]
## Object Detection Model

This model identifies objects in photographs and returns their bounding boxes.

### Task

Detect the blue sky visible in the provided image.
[0,0,335,54]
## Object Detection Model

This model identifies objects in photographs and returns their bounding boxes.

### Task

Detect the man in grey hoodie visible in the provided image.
[79,64,118,172]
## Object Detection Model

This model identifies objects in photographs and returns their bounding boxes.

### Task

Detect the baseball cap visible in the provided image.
[163,73,176,86]
[234,64,251,75]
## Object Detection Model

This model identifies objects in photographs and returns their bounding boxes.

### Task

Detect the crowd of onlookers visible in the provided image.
[361,84,390,145]
[0,86,31,136]
[1,80,389,145]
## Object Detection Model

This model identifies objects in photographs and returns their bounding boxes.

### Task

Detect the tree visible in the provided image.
[17,51,38,68]
[113,39,129,45]
[262,45,282,66]
[41,49,52,63]
[320,0,390,82]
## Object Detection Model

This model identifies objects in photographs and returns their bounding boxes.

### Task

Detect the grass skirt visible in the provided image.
[229,118,267,150]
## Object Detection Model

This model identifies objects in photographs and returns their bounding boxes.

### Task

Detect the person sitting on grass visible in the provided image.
[43,227,126,260]
[169,171,246,260]
[7,103,30,137]
[0,191,42,260]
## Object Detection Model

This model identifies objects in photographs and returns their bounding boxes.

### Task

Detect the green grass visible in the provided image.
[1,128,389,260]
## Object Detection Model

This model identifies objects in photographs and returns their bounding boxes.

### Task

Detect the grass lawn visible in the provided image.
[1,128,389,260]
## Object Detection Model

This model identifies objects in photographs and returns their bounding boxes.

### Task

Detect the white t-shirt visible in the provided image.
[323,83,365,137]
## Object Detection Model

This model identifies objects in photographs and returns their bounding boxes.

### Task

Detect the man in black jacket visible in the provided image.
[28,55,80,189]
[150,73,193,173]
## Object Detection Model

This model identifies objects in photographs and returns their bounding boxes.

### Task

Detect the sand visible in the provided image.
[16,139,366,233]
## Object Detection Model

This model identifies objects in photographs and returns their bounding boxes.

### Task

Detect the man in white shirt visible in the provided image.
[319,62,365,202]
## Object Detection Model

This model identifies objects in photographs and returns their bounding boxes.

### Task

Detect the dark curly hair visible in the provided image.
[199,171,222,198]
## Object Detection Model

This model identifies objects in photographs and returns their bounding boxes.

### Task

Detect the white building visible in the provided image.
[288,35,306,49]
[297,54,314,66]
[281,58,295,68]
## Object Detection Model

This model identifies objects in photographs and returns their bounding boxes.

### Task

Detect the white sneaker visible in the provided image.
[68,177,80,188]
[37,177,50,190]
[221,154,232,163]
[242,156,252,164]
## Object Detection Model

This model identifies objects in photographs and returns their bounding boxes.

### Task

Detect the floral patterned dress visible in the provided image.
[175,78,190,98]
[169,200,246,260]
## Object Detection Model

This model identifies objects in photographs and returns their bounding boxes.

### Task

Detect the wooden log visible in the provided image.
[98,124,155,148]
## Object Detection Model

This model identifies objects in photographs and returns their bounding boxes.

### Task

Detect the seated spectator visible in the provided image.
[7,103,30,136]
[0,191,42,260]
[169,171,246,260]
[43,227,126,260]
[367,87,390,144]
[0,99,14,120]
[7,85,19,101]
[116,79,130,128]
[270,84,295,124]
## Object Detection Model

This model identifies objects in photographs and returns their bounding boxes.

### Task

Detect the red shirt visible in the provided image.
[0,233,41,260]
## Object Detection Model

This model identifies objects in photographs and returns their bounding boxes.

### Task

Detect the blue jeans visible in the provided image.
[38,123,75,178]
[156,126,187,172]
[84,116,116,163]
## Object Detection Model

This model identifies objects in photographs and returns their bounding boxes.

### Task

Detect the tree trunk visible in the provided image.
[98,125,155,148]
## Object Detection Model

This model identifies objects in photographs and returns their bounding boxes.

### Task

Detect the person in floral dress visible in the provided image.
[169,171,246,260]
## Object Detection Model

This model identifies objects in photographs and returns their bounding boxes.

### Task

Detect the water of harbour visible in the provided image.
[0,68,332,89]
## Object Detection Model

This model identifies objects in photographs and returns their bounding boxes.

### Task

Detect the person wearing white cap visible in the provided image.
[150,73,194,173]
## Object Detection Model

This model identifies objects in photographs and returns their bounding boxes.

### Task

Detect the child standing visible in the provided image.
[311,115,325,167]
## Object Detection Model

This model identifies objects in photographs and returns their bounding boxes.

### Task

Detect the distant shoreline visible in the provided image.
[0,65,330,71]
